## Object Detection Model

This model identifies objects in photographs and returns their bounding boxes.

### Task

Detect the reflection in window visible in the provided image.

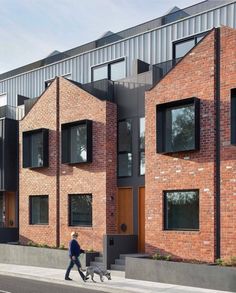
[139,118,145,175]
[61,120,92,164]
[118,119,132,177]
[164,190,199,230]
[71,124,87,163]
[23,129,48,168]
[110,60,125,81]
[118,153,132,177]
[69,194,92,226]
[30,195,48,225]
[166,104,195,152]
[173,33,206,59]
[156,97,200,153]
[92,59,125,81]
[92,64,107,82]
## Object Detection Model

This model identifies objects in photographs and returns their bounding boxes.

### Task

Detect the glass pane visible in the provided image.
[165,191,199,230]
[118,153,132,177]
[70,195,92,226]
[139,117,145,150]
[140,151,145,175]
[165,104,195,152]
[118,120,132,152]
[71,124,87,163]
[92,64,107,81]
[31,132,43,167]
[0,193,3,227]
[110,60,125,81]
[31,196,48,224]
[174,39,195,59]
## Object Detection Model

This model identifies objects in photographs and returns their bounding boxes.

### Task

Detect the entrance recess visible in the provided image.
[138,187,145,252]
[117,188,133,234]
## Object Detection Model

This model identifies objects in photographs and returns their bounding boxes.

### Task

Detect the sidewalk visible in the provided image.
[0,263,233,293]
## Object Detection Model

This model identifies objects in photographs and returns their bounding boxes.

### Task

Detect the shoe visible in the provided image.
[65,277,72,281]
[83,277,89,282]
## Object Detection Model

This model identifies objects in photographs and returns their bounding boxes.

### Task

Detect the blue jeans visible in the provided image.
[65,257,86,280]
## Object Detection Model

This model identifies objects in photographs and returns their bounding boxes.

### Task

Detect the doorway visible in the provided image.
[117,188,133,234]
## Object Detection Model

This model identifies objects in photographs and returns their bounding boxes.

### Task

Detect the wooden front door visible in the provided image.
[117,188,133,234]
[138,187,145,252]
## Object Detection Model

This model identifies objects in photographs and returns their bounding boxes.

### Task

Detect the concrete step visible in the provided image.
[115,258,125,265]
[94,256,103,262]
[110,269,125,277]
[119,253,149,259]
[110,264,125,271]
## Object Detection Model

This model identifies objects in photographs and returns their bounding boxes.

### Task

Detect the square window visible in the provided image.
[23,129,49,168]
[110,60,125,81]
[69,194,92,226]
[30,195,48,225]
[61,120,92,164]
[231,89,236,145]
[164,190,199,230]
[156,97,200,153]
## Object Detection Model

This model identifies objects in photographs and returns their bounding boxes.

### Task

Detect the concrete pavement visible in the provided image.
[0,263,233,293]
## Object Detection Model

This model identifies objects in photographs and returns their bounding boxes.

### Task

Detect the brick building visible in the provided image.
[0,0,235,264]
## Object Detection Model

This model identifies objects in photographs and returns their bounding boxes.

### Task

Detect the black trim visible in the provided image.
[231,89,236,145]
[138,117,145,176]
[61,119,92,164]
[215,28,221,260]
[22,128,49,169]
[156,97,200,154]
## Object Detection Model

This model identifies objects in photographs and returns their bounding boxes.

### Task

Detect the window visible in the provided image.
[23,129,49,168]
[92,59,125,81]
[0,93,7,107]
[61,120,92,164]
[173,33,206,59]
[139,117,145,175]
[118,119,132,177]
[45,78,54,88]
[30,195,48,225]
[69,194,92,226]
[164,190,199,230]
[231,89,236,145]
[156,97,200,153]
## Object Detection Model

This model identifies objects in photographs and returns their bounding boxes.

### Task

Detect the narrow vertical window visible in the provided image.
[231,89,236,145]
[139,117,145,175]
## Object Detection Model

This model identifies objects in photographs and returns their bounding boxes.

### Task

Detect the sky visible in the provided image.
[0,0,202,74]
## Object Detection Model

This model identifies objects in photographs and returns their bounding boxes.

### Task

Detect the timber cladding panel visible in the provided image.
[19,77,117,251]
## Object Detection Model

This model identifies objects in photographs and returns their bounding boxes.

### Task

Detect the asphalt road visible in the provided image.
[0,275,107,293]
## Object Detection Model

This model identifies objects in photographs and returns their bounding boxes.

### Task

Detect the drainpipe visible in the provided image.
[214,28,221,260]
[56,77,60,247]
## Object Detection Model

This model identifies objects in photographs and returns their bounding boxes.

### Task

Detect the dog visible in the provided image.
[82,266,111,282]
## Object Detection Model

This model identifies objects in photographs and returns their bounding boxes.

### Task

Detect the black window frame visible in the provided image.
[231,89,236,145]
[163,189,199,231]
[29,195,49,225]
[91,58,125,82]
[68,194,92,227]
[173,32,207,60]
[117,118,133,178]
[156,97,200,154]
[139,117,145,176]
[61,119,92,164]
[23,128,49,169]
[45,78,54,89]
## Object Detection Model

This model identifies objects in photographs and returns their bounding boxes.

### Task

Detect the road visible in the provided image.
[0,275,106,293]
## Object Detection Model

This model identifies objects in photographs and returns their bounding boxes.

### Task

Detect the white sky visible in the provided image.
[0,0,203,74]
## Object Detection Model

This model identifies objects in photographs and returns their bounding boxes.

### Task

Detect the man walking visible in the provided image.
[65,231,88,282]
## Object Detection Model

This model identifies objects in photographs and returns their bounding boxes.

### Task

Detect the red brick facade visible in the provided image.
[145,27,236,262]
[19,77,117,251]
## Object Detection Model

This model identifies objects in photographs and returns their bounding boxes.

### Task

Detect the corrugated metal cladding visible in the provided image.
[0,1,236,106]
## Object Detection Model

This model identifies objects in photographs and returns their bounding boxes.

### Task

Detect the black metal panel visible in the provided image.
[24,97,39,115]
[0,228,19,243]
[231,89,236,145]
[0,119,18,191]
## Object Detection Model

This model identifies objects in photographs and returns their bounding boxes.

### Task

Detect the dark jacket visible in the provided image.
[68,239,84,258]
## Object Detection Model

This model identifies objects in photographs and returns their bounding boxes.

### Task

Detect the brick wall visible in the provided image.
[220,27,236,259]
[145,30,216,262]
[19,77,117,251]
